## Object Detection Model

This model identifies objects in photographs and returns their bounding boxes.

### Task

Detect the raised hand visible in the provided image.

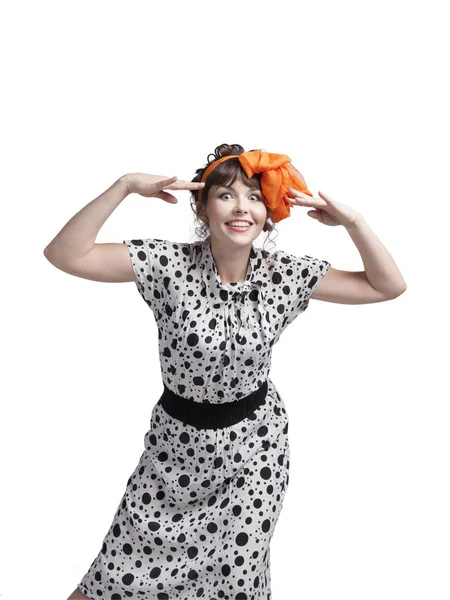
[122,174,205,204]
[287,187,361,227]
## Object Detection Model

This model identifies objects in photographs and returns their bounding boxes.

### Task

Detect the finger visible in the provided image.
[156,191,178,203]
[287,186,310,196]
[159,176,178,188]
[289,193,326,207]
[287,187,313,201]
[171,180,205,190]
[318,191,335,202]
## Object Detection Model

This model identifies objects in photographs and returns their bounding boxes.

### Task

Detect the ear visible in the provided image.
[198,206,208,222]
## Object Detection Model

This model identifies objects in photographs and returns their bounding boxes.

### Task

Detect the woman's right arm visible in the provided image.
[43,175,136,282]
[43,173,203,283]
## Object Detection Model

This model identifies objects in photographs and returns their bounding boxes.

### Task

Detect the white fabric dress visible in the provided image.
[77,235,330,600]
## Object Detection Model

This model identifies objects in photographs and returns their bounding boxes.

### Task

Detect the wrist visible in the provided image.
[346,213,365,231]
[118,174,133,195]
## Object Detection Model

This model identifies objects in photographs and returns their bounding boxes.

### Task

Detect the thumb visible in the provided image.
[156,191,178,204]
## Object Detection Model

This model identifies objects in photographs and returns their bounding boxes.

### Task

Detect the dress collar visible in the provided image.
[199,236,276,340]
[200,235,259,300]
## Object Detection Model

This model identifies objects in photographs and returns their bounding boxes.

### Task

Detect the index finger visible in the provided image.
[170,180,205,190]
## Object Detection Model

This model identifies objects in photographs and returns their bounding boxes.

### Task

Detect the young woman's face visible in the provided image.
[205,178,268,245]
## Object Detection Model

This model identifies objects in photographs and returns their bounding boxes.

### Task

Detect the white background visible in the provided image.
[1,0,448,599]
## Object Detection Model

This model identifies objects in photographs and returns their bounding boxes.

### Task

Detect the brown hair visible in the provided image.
[189,143,278,249]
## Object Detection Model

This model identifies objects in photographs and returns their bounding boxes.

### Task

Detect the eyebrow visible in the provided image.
[216,185,262,193]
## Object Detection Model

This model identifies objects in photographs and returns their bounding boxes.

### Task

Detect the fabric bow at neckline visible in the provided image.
[200,238,274,340]
[201,237,257,299]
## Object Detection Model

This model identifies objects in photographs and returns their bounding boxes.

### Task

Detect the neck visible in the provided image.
[208,236,252,285]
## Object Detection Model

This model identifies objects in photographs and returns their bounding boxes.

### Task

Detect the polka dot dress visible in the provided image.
[77,235,330,600]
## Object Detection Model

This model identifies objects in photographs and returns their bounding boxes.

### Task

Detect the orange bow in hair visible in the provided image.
[198,150,313,223]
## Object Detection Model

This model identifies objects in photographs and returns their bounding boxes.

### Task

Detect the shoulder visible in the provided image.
[122,239,201,311]
[261,247,330,277]
[123,239,207,290]
[123,238,198,264]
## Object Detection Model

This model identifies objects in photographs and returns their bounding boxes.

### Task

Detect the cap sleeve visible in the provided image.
[122,238,177,316]
[270,249,330,327]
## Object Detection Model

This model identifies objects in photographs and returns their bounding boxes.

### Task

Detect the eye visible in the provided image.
[219,192,263,201]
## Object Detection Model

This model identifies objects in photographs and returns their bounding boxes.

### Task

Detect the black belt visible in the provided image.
[157,380,268,430]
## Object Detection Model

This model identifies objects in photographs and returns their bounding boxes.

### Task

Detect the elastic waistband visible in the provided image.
[157,380,268,430]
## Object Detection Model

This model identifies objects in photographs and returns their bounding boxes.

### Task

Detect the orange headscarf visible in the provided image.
[198,150,313,223]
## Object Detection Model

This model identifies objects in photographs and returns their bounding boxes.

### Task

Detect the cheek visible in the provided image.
[208,204,225,220]
[205,203,226,225]
[258,202,269,221]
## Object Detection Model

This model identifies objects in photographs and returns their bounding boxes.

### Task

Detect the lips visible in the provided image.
[225,221,253,226]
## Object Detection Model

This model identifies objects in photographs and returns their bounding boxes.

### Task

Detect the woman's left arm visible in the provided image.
[343,214,407,298]
[287,188,407,304]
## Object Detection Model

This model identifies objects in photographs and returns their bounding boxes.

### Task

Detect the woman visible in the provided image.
[44,143,407,600]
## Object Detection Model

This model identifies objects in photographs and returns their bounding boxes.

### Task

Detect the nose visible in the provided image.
[233,197,250,212]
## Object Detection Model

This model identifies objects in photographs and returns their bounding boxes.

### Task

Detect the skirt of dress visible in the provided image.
[77,377,290,600]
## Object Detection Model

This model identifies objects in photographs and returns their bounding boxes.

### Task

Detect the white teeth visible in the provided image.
[226,222,252,227]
